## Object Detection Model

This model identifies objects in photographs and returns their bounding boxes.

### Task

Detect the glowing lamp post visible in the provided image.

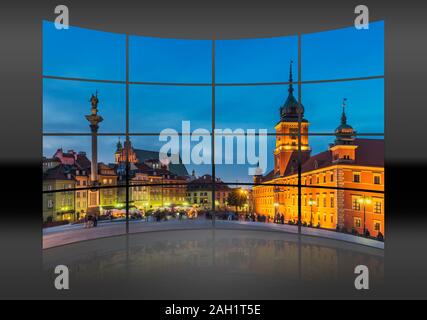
[358,196,372,235]
[308,199,316,227]
[274,202,279,223]
[240,189,248,213]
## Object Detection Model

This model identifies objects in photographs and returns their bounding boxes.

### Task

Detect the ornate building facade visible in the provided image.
[252,65,384,237]
[186,174,232,211]
[114,138,189,210]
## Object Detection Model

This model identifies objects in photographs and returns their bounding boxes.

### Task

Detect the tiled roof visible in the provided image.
[133,149,189,177]
[188,174,231,191]
[43,164,75,181]
[352,138,384,167]
[76,153,91,170]
[133,162,185,179]
[258,138,384,182]
[300,138,384,173]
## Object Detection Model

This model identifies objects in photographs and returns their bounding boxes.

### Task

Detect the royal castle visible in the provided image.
[252,64,384,238]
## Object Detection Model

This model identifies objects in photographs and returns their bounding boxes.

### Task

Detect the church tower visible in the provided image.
[329,98,358,163]
[115,138,138,163]
[274,61,310,176]
[114,138,123,163]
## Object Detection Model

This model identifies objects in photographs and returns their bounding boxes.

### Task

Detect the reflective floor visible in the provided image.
[43,229,384,299]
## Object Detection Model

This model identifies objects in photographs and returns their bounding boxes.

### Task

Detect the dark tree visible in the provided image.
[227,189,248,214]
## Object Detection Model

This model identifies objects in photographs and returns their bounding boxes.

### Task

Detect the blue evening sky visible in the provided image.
[43,20,384,183]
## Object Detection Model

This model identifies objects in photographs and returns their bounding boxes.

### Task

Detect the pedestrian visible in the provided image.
[93,215,98,227]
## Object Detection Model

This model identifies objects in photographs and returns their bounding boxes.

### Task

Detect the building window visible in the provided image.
[330,172,334,182]
[353,173,361,183]
[374,175,381,185]
[330,193,334,208]
[352,197,361,211]
[374,221,381,232]
[47,200,53,208]
[354,218,361,228]
[374,201,382,214]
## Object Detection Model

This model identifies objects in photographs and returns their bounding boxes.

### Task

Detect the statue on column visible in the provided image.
[85,91,103,128]
[89,91,99,115]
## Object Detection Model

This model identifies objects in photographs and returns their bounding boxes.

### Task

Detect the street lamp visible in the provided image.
[274,202,279,223]
[273,186,280,223]
[358,196,372,235]
[308,199,316,227]
[240,189,248,214]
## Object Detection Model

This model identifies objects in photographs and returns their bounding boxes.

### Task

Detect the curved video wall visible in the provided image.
[42,20,384,248]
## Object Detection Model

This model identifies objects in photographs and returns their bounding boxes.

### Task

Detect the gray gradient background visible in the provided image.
[0,0,426,299]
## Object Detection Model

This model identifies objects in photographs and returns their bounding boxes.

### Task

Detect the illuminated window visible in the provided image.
[352,197,361,211]
[354,218,361,228]
[374,221,381,232]
[374,201,382,214]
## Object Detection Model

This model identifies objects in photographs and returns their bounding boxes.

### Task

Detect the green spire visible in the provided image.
[341,98,348,125]
[288,60,294,95]
[116,137,123,153]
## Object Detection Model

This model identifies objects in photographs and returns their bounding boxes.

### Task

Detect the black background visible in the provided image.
[0,0,426,300]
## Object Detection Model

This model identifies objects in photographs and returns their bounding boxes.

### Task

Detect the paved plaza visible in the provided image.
[43,218,384,249]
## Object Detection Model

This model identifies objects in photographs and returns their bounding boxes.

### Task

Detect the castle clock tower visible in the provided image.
[274,61,311,176]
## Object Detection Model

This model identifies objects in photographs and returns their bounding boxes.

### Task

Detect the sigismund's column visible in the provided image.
[85,92,103,215]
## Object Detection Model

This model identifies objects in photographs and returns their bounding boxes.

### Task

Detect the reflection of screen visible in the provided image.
[42,20,384,243]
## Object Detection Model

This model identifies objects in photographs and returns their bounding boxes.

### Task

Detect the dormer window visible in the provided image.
[314,160,318,169]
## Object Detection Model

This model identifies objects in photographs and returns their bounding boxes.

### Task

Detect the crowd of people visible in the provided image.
[84,214,98,228]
